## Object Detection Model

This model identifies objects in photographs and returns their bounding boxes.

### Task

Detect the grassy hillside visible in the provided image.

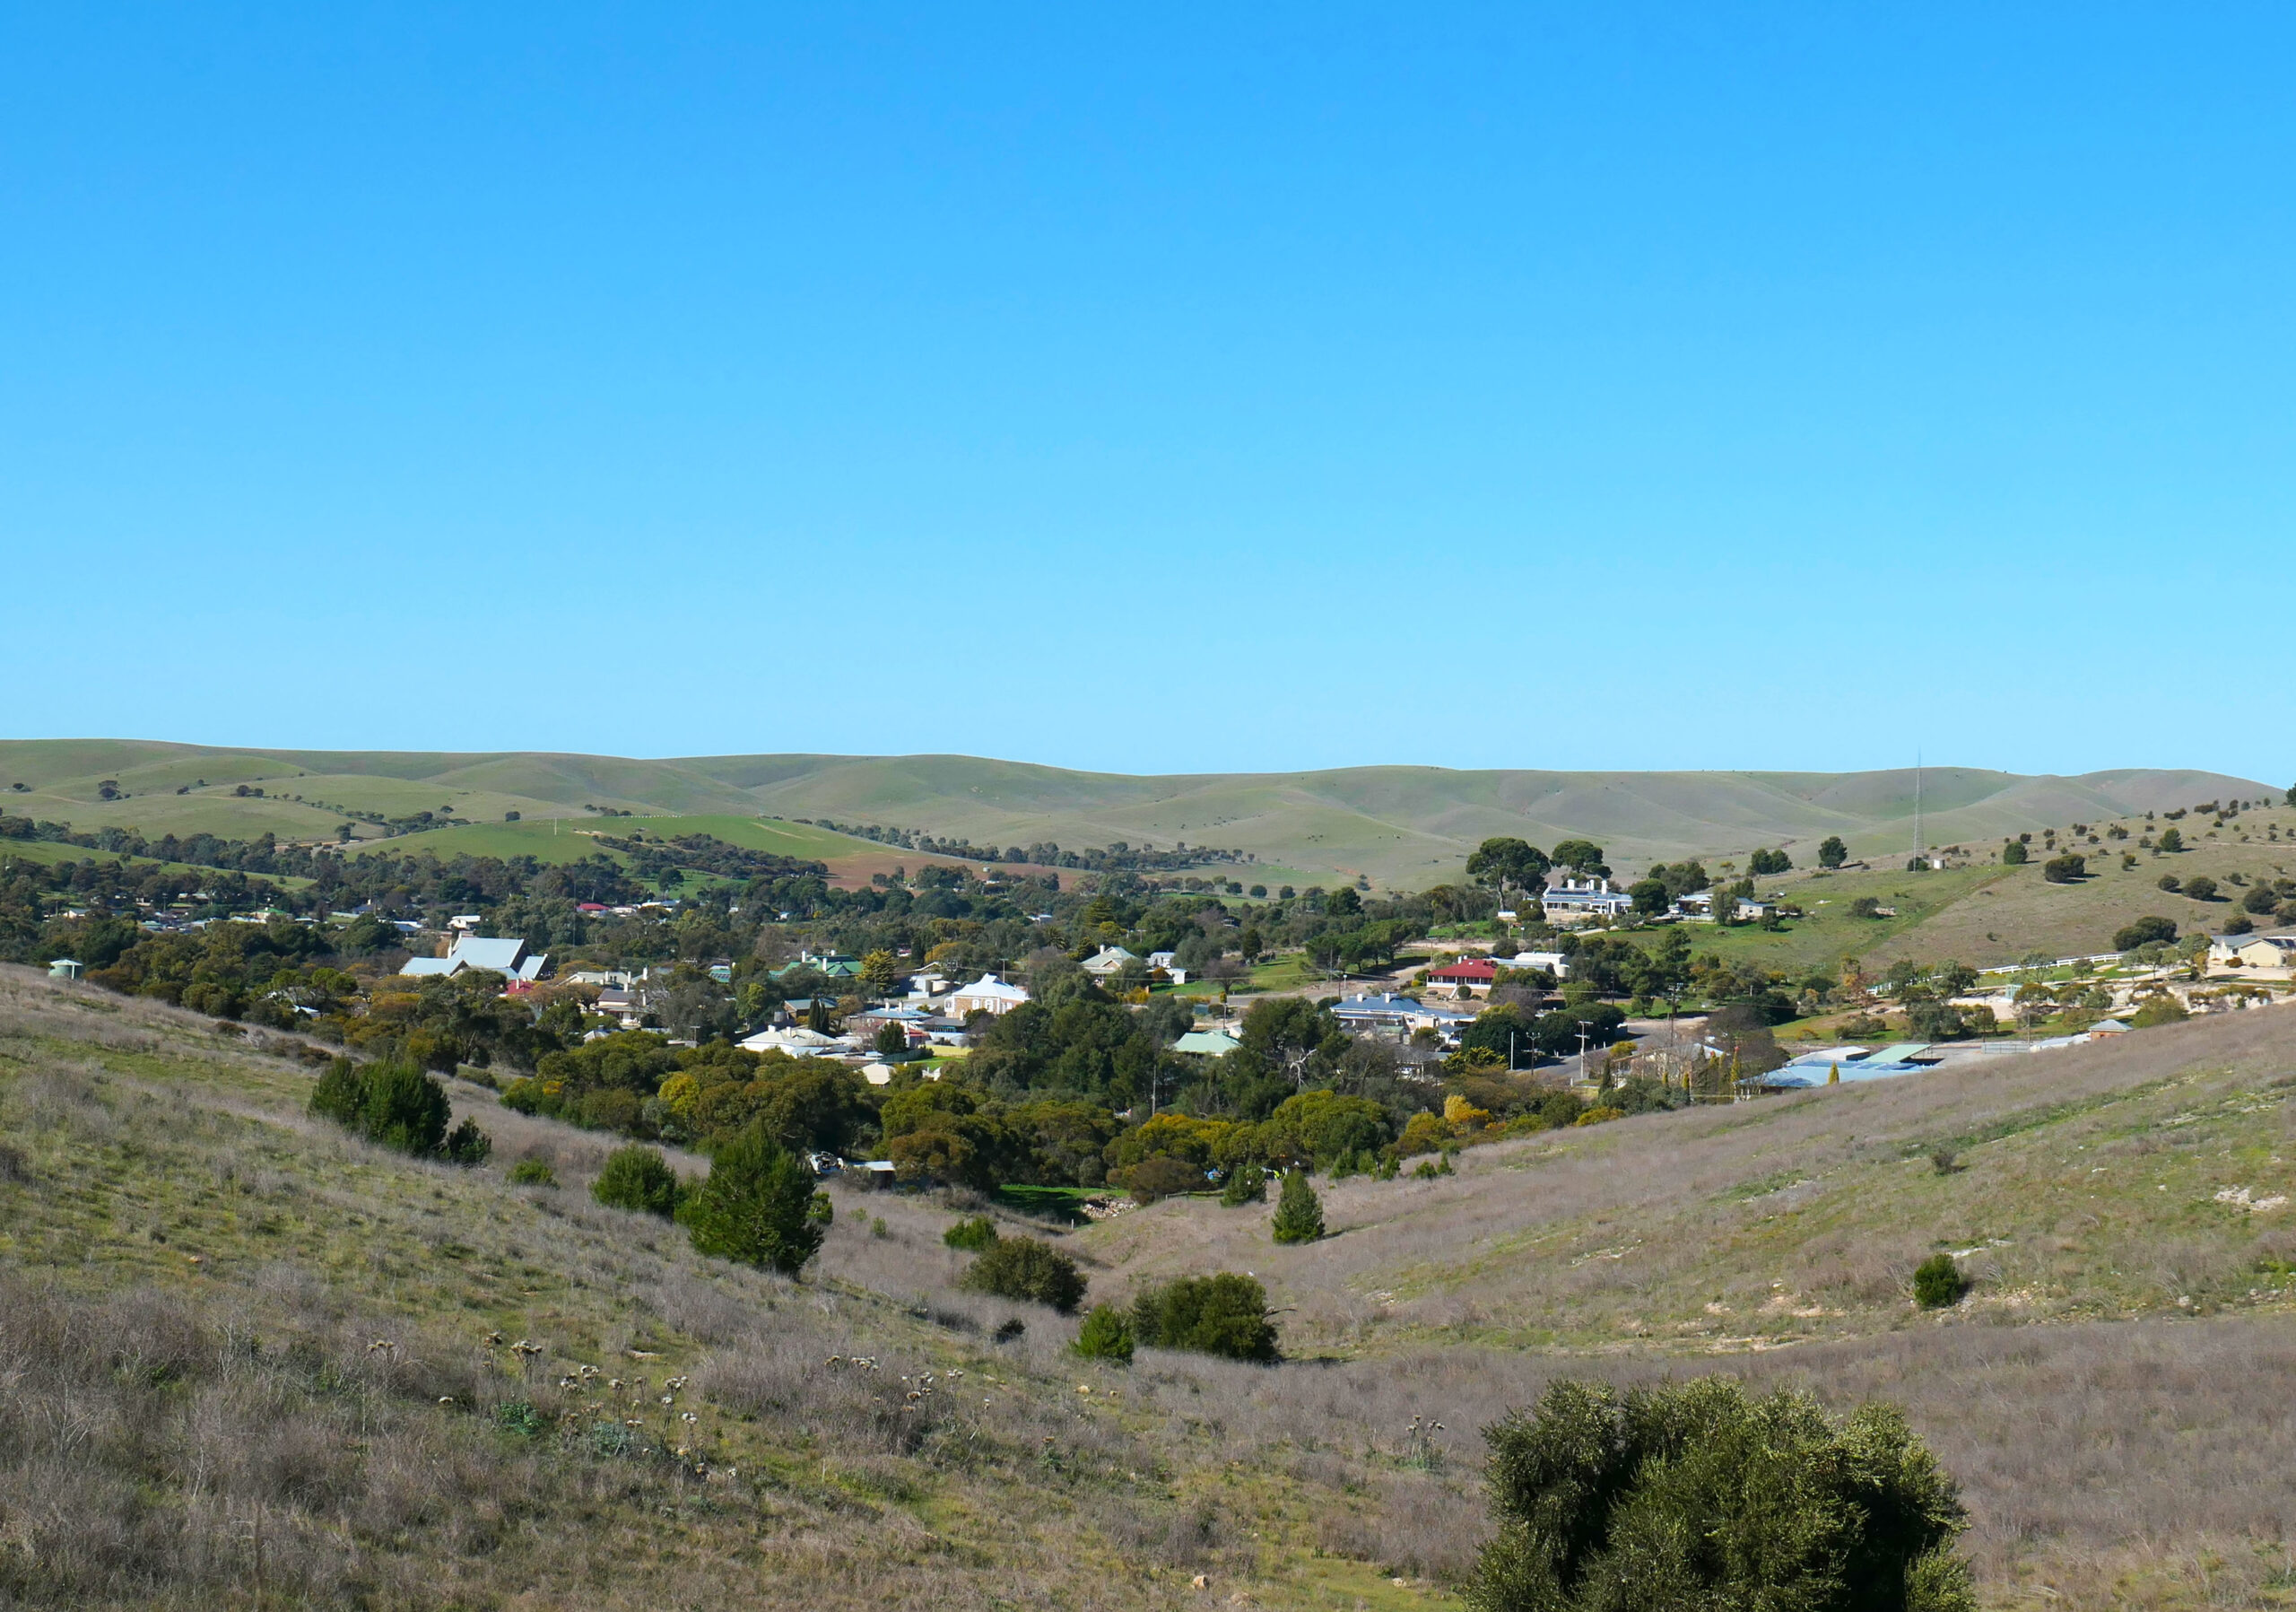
[4,740,2271,877]
[9,969,2296,1606]
[3,740,2280,963]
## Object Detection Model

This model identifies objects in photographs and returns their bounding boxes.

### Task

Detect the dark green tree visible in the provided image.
[681,1130,830,1275]
[1466,837,1553,893]
[360,1061,452,1154]
[1470,1377,1973,1612]
[593,1145,685,1216]
[2114,915,2177,951]
[943,1215,999,1250]
[2001,840,2027,865]
[1073,1303,1135,1362]
[1912,1254,1968,1308]
[961,1235,1087,1312]
[1272,1169,1325,1243]
[1549,840,1609,878]
[1817,835,1848,869]
[1131,1273,1279,1362]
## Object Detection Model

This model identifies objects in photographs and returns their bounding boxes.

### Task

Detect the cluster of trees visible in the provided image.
[793,819,1249,873]
[588,1136,831,1276]
[309,1057,491,1163]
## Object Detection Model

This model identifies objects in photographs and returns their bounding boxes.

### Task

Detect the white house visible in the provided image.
[1540,877,1635,919]
[738,1026,843,1058]
[399,936,548,982]
[1674,891,1773,922]
[949,974,1031,1016]
[2212,934,2296,970]
[1080,945,1139,980]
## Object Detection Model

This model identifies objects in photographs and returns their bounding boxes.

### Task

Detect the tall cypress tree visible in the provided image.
[1271,1169,1325,1244]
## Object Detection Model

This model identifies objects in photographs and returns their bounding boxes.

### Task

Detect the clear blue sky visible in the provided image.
[4,4,2290,783]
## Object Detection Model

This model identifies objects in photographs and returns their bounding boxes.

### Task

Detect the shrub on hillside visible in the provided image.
[682,1130,831,1276]
[943,1216,999,1251]
[1913,1253,1969,1309]
[508,1157,557,1188]
[2001,840,2028,865]
[1271,1170,1325,1244]
[2130,996,2189,1029]
[1220,1162,1266,1206]
[2115,916,2178,952]
[1119,1155,1210,1203]
[1072,1303,1135,1363]
[2042,854,2086,884]
[309,1057,491,1164]
[1468,1377,1972,1611]
[593,1145,684,1217]
[961,1236,1087,1313]
[1131,1273,1279,1363]
[2183,876,2219,902]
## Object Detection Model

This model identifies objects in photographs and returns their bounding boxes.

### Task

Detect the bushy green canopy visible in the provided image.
[1471,1377,1972,1612]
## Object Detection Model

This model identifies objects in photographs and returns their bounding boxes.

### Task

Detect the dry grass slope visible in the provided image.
[6,968,2296,1607]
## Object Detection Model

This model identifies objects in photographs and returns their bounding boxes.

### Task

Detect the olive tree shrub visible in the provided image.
[309,1057,491,1164]
[1469,1377,1973,1611]
[961,1236,1087,1313]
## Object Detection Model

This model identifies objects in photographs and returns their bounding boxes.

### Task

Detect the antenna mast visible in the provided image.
[1914,752,1924,867]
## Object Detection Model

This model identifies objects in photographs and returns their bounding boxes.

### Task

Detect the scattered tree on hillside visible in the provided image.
[592,1145,684,1216]
[681,1129,830,1276]
[1748,847,1792,875]
[1550,840,1609,878]
[1468,1377,1974,1612]
[2001,841,2027,865]
[961,1236,1086,1313]
[309,1057,491,1164]
[1131,1274,1280,1362]
[1271,1169,1325,1243]
[2114,916,2178,951]
[1914,1254,1969,1308]
[1465,837,1552,894]
[2183,875,2219,902]
[1817,835,1848,869]
[2158,827,2186,853]
[2042,854,2086,884]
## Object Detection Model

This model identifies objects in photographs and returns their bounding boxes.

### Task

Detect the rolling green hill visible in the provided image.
[2,740,2273,893]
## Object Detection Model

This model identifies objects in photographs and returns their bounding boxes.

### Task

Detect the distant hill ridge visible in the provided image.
[0,739,2273,888]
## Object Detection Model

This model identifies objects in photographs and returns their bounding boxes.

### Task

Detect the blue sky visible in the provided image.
[3,4,2291,783]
